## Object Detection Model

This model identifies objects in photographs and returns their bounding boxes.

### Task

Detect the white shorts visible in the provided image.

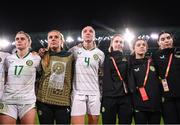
[71,94,101,116]
[0,103,35,119]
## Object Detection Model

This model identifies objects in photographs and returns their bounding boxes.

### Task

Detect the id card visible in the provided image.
[161,79,169,92]
[139,87,149,101]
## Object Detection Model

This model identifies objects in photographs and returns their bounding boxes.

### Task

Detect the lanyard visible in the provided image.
[110,57,123,81]
[110,57,128,93]
[165,53,173,78]
[143,59,151,86]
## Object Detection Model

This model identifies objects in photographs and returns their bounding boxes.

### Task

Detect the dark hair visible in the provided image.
[132,38,148,50]
[158,31,173,41]
[131,38,148,55]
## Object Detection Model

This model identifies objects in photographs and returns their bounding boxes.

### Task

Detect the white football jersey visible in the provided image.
[2,52,41,104]
[70,46,104,95]
[0,52,10,99]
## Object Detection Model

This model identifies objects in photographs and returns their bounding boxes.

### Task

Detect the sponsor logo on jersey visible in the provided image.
[77,51,82,55]
[52,62,64,74]
[8,60,14,64]
[93,54,99,60]
[26,60,33,66]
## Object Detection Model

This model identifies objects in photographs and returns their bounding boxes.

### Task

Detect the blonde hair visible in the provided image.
[15,31,32,48]
[43,30,65,68]
[47,30,65,49]
[108,34,124,52]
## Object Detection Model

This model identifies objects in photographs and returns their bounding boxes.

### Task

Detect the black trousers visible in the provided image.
[162,97,180,124]
[101,95,133,124]
[36,101,71,124]
[134,110,161,124]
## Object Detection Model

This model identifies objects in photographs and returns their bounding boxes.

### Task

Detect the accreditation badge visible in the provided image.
[139,87,149,101]
[48,61,66,90]
[161,79,169,92]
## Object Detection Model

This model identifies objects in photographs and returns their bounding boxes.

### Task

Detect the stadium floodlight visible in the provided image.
[97,37,103,41]
[150,33,158,40]
[66,36,74,43]
[0,38,10,49]
[103,36,110,41]
[44,39,48,43]
[124,28,135,42]
[77,36,82,41]
[123,28,135,50]
[12,41,15,45]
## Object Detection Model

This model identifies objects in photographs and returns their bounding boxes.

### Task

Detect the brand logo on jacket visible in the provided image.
[134,67,139,72]
[175,51,180,58]
[160,55,165,59]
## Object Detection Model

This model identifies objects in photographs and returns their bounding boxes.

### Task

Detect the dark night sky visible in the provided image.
[0,1,180,34]
[0,1,180,53]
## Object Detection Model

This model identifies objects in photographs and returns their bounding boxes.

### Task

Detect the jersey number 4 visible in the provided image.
[85,57,90,66]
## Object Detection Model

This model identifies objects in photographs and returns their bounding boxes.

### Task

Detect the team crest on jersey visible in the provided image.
[122,57,127,62]
[0,103,4,109]
[150,66,155,72]
[52,62,64,74]
[38,110,42,116]
[0,57,2,62]
[93,54,99,60]
[174,51,180,58]
[26,60,33,66]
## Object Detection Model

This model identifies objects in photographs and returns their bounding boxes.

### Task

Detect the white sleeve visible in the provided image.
[99,50,105,67]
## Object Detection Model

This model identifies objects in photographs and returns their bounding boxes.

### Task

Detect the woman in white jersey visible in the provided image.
[0,52,10,100]
[0,31,41,124]
[70,26,105,124]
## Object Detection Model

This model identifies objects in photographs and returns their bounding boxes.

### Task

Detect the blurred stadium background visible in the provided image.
[1,27,180,55]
